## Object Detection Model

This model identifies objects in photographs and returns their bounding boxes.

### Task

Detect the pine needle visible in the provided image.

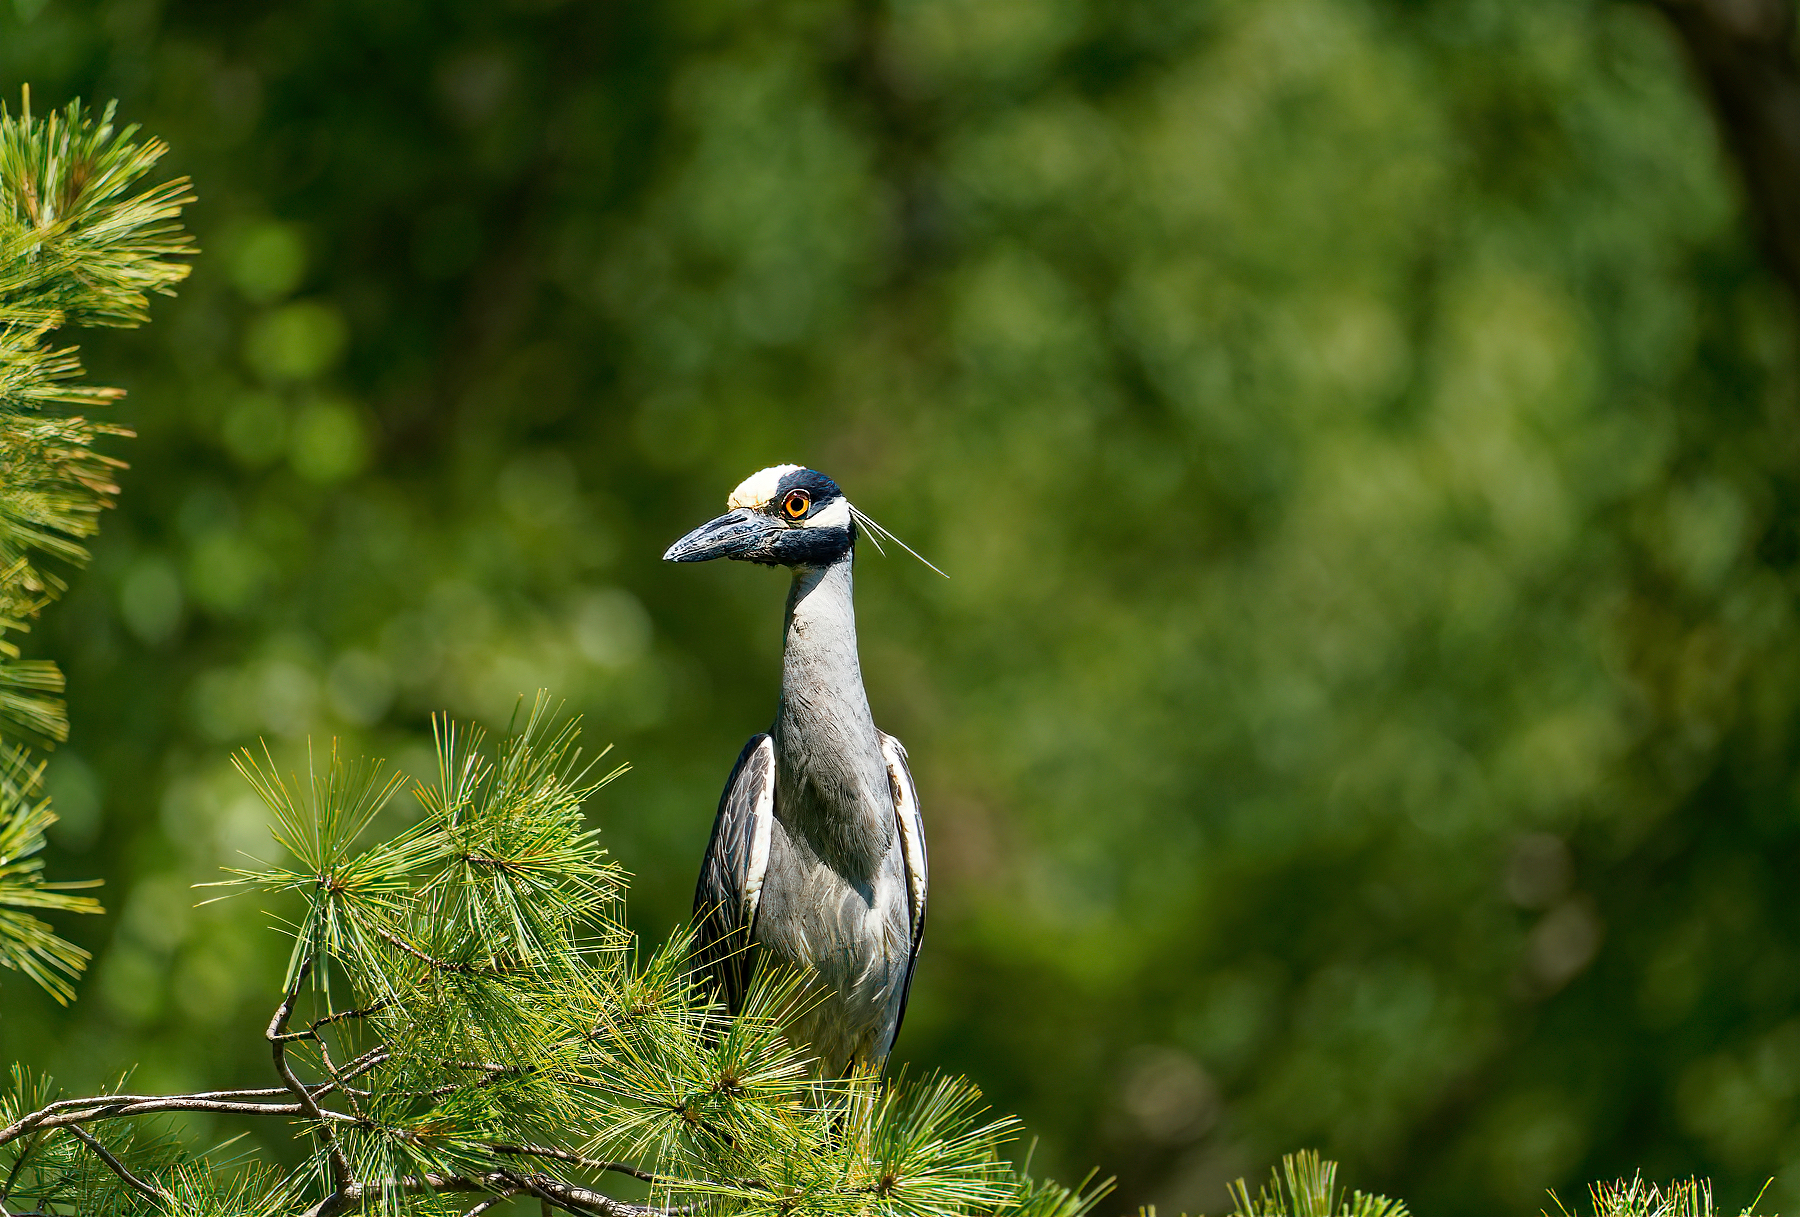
[0,88,191,1002]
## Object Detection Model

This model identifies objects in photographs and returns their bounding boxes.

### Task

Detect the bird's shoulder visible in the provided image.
[878,729,928,1057]
[692,734,777,1015]
[711,734,776,894]
[723,733,775,812]
[876,731,927,935]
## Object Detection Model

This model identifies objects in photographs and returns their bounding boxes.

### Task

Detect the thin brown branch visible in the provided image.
[64,1126,163,1204]
[317,1049,364,1117]
[0,1086,329,1148]
[463,1191,519,1217]
[526,1173,682,1217]
[300,1185,365,1217]
[487,1143,666,1186]
[313,1000,390,1032]
[337,1047,391,1085]
[1,1092,362,1147]
[384,1083,463,1099]
[274,1001,391,1045]
[461,853,517,869]
[21,1098,327,1131]
[402,1170,679,1217]
[267,959,356,1214]
[377,925,477,973]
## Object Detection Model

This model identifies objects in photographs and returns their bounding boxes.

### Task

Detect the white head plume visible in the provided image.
[850,504,947,578]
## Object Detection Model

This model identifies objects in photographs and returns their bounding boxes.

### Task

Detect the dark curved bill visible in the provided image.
[662,510,774,562]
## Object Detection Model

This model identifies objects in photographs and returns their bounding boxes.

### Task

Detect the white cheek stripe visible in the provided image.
[728,465,803,511]
[808,498,851,530]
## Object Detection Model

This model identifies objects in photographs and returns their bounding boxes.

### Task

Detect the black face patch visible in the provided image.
[769,468,842,514]
[759,524,853,567]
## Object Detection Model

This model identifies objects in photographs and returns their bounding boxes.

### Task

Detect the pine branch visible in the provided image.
[1550,1171,1772,1217]
[0,87,192,1004]
[62,1127,161,1205]
[488,1142,669,1186]
[266,959,357,1214]
[0,705,1100,1217]
[460,1191,519,1217]
[0,776,99,1004]
[0,88,191,741]
[1223,1151,1407,1217]
[1205,1155,1777,1217]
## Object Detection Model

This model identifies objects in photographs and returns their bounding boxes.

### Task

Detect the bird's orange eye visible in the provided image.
[783,489,811,519]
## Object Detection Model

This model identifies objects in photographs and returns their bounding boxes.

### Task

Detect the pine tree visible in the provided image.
[0,697,1109,1217]
[0,86,194,1001]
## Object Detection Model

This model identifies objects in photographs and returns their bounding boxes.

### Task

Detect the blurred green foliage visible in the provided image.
[0,0,1796,1214]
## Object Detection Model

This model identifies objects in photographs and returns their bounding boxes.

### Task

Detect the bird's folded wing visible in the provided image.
[692,733,775,1014]
[880,731,929,1040]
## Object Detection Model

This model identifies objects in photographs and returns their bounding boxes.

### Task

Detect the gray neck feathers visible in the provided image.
[771,553,894,881]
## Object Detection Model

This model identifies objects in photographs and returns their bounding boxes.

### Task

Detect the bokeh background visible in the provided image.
[4,0,1800,1212]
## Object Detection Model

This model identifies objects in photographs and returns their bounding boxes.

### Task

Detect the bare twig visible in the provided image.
[0,1085,333,1148]
[276,1000,392,1044]
[313,1000,390,1032]
[268,959,356,1215]
[299,1185,364,1217]
[460,853,517,869]
[1,1095,359,1146]
[514,1171,680,1217]
[316,1044,365,1118]
[463,1191,519,1217]
[488,1143,668,1186]
[397,1170,680,1217]
[337,1047,391,1085]
[64,1126,163,1203]
[376,926,477,973]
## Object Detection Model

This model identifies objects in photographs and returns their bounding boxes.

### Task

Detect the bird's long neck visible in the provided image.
[781,557,872,719]
[772,553,893,879]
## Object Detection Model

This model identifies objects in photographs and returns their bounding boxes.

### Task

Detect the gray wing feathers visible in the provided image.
[693,734,775,1014]
[879,731,928,1045]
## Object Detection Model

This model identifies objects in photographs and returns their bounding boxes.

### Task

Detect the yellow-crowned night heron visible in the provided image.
[664,465,927,1075]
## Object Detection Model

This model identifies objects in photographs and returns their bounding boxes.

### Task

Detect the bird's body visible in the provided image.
[667,467,927,1076]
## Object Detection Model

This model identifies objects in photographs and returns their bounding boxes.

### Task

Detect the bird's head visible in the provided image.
[663,465,855,568]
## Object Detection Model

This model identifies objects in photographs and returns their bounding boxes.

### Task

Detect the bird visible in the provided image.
[663,465,928,1076]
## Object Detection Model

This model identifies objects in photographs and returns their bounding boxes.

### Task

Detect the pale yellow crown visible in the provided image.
[726,464,803,511]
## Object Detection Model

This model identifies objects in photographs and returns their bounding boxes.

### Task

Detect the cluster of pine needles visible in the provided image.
[0,84,193,1001]
[1165,1152,1776,1217]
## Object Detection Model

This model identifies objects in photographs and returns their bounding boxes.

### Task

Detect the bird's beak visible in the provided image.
[663,509,775,562]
